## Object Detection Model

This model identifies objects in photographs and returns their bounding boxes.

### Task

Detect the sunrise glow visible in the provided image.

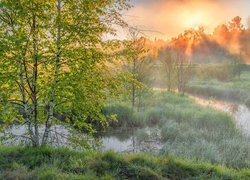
[127,0,250,39]
[1,0,250,178]
[184,12,207,29]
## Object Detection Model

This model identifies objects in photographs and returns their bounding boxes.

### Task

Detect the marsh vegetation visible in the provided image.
[1,0,250,179]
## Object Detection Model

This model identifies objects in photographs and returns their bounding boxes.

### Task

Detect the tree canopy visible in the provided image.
[0,0,130,147]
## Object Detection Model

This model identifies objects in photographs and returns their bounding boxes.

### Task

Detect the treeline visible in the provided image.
[122,16,250,93]
[142,16,250,64]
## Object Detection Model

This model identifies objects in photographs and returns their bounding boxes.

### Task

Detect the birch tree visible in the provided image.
[0,0,130,147]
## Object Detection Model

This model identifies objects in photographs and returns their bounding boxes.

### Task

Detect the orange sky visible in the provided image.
[125,0,250,40]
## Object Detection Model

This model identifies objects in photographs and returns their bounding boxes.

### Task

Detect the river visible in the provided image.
[191,96,250,135]
[1,94,250,152]
[101,94,250,152]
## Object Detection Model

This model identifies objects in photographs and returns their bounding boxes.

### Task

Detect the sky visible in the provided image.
[123,0,250,40]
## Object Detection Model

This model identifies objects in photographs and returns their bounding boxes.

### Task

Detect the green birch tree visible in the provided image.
[0,0,130,147]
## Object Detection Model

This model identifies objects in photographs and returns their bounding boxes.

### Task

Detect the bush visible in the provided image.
[132,112,147,127]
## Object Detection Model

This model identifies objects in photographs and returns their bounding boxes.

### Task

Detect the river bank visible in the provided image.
[1,146,250,179]
[1,92,250,169]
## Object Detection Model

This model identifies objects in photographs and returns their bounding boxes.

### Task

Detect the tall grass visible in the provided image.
[103,92,250,168]
[0,146,250,179]
[187,71,250,107]
[151,93,250,168]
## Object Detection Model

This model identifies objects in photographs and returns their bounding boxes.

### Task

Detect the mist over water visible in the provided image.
[193,96,250,135]
[2,0,250,178]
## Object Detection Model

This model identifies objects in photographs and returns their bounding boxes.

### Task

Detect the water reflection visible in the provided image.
[1,125,70,146]
[102,96,250,153]
[1,95,249,152]
[100,127,163,153]
[192,96,250,135]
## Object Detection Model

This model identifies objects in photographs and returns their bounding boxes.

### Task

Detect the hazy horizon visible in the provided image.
[124,0,250,40]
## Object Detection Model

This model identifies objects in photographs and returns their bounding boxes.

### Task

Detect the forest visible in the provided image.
[1,0,250,179]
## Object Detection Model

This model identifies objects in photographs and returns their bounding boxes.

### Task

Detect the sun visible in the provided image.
[183,11,208,29]
[193,26,200,31]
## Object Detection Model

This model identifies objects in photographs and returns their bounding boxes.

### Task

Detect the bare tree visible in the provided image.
[176,51,192,95]
[159,47,177,92]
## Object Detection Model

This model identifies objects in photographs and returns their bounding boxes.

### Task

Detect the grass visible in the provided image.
[103,92,250,168]
[1,146,250,179]
[147,93,250,168]
[154,93,250,168]
[102,103,147,128]
[106,92,235,133]
[1,91,250,178]
[187,71,250,107]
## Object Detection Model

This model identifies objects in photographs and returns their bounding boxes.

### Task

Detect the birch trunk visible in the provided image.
[42,0,61,145]
[19,58,34,143]
[31,8,40,146]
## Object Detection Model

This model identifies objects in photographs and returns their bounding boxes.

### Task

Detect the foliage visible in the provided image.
[119,29,153,110]
[0,0,130,146]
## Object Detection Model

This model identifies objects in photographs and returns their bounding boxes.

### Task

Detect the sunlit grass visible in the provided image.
[187,71,250,106]
[103,91,250,168]
[0,146,250,179]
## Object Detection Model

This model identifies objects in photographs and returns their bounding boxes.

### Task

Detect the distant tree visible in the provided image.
[121,28,151,111]
[228,16,245,78]
[232,53,244,80]
[228,16,244,33]
[159,47,176,92]
[175,51,192,95]
[213,24,230,47]
[239,28,250,64]
[170,27,205,58]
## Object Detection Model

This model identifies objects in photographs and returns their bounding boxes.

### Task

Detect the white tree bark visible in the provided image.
[42,0,62,145]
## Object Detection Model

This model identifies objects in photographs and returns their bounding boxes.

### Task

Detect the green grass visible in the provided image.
[187,71,250,106]
[151,93,250,168]
[103,92,250,168]
[104,92,235,130]
[1,146,250,179]
[131,92,235,133]
[1,92,250,178]
[102,103,146,128]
